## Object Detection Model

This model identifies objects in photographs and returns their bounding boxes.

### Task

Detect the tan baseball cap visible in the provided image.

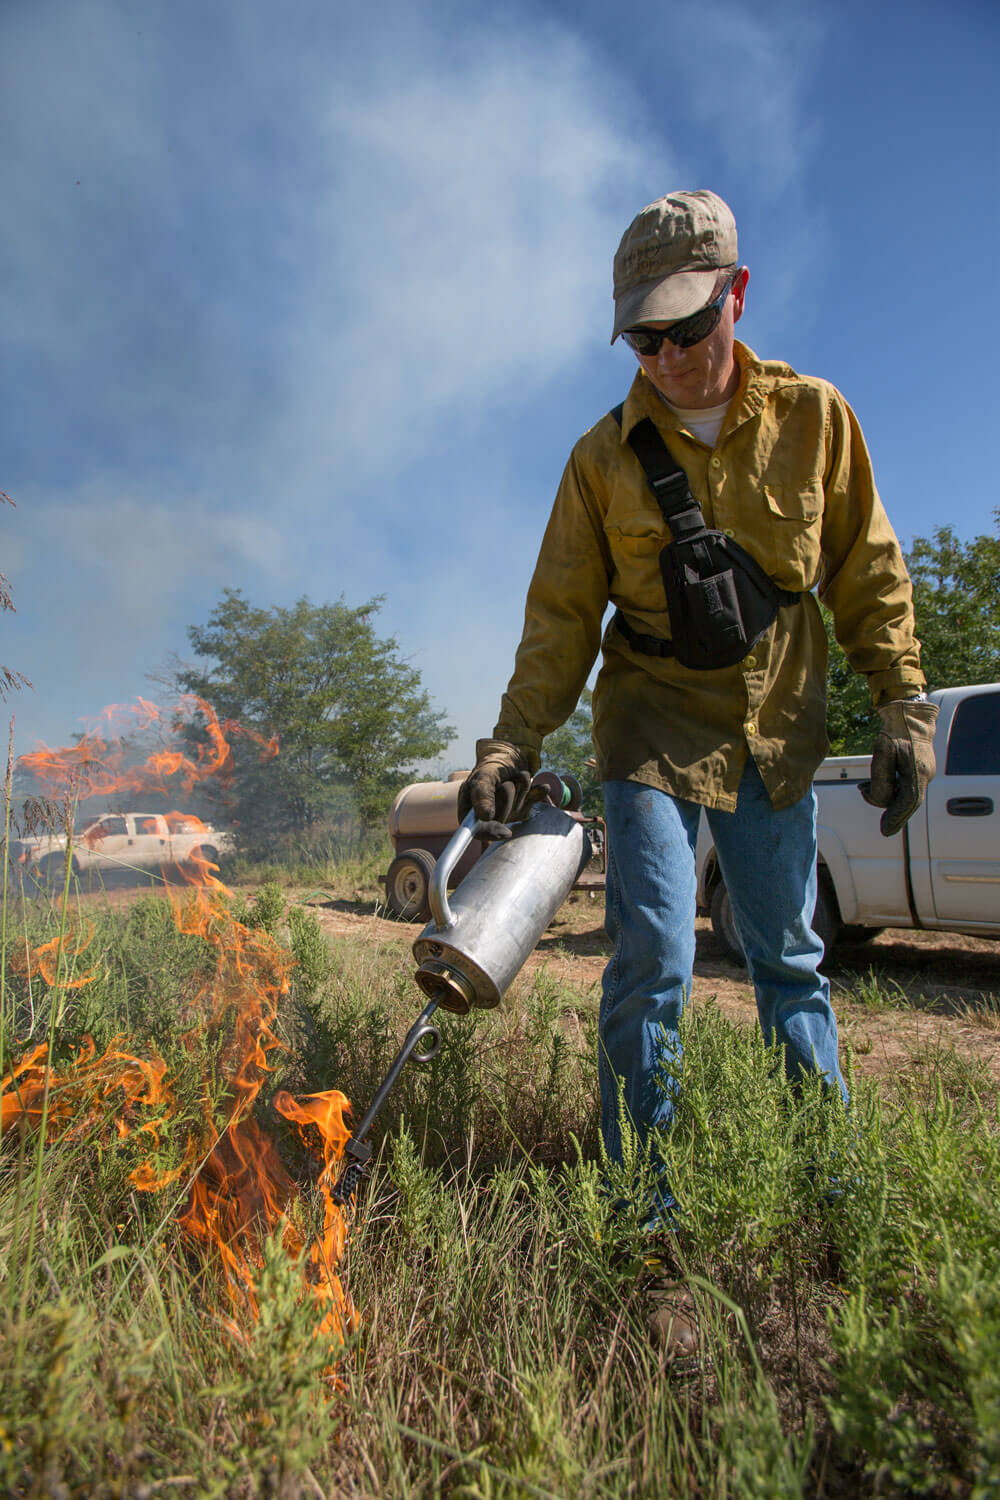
[611,190,738,343]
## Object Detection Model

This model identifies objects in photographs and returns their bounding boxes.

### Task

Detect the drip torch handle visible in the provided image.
[429,811,484,930]
[429,778,579,932]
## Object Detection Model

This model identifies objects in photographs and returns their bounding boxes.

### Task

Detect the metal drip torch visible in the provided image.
[331,772,591,1206]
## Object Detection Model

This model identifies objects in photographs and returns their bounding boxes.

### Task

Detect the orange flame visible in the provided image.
[273,1089,353,1335]
[1,1035,171,1140]
[17,695,278,807]
[4,699,355,1348]
[12,921,97,989]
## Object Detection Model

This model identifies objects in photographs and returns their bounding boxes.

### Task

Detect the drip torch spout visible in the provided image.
[331,997,442,1207]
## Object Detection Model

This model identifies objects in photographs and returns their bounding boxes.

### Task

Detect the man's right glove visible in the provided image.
[457,739,540,841]
[860,697,938,838]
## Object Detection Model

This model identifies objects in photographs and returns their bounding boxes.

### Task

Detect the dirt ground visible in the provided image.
[61,872,1000,1091]
[306,890,1000,1090]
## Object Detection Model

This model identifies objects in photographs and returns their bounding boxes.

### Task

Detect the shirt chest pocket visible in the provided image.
[604,518,667,611]
[759,480,825,588]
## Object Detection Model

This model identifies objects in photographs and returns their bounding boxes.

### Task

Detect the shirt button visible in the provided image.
[744,655,757,669]
[724,527,735,538]
[710,456,721,468]
[746,722,757,736]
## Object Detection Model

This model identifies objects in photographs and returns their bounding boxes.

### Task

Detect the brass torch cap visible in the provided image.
[414,959,477,1015]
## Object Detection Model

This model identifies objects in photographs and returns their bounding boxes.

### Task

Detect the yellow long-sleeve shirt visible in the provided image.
[494,342,924,812]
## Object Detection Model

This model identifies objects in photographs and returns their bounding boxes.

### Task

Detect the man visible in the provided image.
[459,191,937,1354]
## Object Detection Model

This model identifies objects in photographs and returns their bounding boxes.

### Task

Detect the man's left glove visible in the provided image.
[860,698,938,838]
[457,739,540,842]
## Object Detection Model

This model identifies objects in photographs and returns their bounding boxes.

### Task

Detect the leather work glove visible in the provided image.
[860,698,939,838]
[457,739,542,841]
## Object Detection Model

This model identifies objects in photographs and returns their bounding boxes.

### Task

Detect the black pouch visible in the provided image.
[609,409,800,671]
[662,549,746,669]
[661,530,799,669]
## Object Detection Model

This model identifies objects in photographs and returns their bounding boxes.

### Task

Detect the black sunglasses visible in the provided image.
[623,271,738,355]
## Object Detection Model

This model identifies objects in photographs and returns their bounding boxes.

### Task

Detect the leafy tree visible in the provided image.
[825,509,1000,753]
[540,688,603,815]
[176,591,455,836]
[906,510,1000,688]
[823,607,878,755]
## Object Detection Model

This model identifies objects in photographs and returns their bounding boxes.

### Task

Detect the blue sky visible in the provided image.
[3,0,998,772]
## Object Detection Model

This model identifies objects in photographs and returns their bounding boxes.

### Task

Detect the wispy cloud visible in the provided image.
[243,16,664,505]
[1,0,829,756]
[34,490,286,614]
[658,0,825,196]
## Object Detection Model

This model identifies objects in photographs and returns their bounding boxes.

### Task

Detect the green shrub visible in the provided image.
[245,879,287,935]
[3,877,999,1497]
[824,1087,1000,1494]
[287,904,333,1001]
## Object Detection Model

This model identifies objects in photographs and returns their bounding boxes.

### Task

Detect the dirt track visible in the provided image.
[308,892,1000,1090]
[63,874,1000,1090]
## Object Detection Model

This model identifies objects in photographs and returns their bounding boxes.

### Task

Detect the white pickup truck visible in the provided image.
[13,812,233,886]
[698,683,1000,959]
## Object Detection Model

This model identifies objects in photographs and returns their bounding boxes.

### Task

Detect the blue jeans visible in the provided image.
[599,758,847,1183]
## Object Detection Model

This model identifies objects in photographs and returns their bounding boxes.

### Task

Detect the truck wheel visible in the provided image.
[710,875,840,964]
[710,881,746,964]
[189,845,219,867]
[385,848,437,921]
[812,876,839,959]
[40,854,76,890]
[839,923,884,946]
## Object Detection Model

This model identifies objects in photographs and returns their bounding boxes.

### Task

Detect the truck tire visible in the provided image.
[385,848,437,921]
[710,881,746,964]
[812,875,839,959]
[709,874,839,964]
[189,845,219,867]
[39,853,76,890]
[839,923,884,946]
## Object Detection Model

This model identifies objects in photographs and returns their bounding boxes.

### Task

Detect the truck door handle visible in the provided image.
[946,796,994,817]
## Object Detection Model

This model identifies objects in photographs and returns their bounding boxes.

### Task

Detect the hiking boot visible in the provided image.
[644,1282,699,1364]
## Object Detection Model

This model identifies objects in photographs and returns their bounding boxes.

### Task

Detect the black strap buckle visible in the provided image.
[650,470,689,499]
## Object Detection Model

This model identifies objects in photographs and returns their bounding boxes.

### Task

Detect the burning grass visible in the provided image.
[2,706,361,1490]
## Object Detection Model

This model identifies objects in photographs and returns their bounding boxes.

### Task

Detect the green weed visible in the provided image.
[824,1086,1000,1493]
[1,874,998,1497]
[956,989,1000,1031]
[837,967,910,1014]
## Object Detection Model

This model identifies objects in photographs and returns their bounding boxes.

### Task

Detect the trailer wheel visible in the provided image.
[385,848,437,921]
[710,874,839,964]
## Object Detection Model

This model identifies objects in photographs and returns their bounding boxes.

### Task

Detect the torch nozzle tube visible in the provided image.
[331,997,442,1208]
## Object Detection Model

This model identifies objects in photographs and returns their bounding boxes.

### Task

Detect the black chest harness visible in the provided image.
[608,404,801,671]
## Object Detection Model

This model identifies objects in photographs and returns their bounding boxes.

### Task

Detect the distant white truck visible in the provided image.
[698,683,1000,959]
[13,812,233,885]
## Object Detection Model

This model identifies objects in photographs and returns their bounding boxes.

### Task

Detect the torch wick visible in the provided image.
[331,996,442,1207]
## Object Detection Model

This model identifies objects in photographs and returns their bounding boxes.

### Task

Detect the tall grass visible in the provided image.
[221,831,393,898]
[1,869,998,1497]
